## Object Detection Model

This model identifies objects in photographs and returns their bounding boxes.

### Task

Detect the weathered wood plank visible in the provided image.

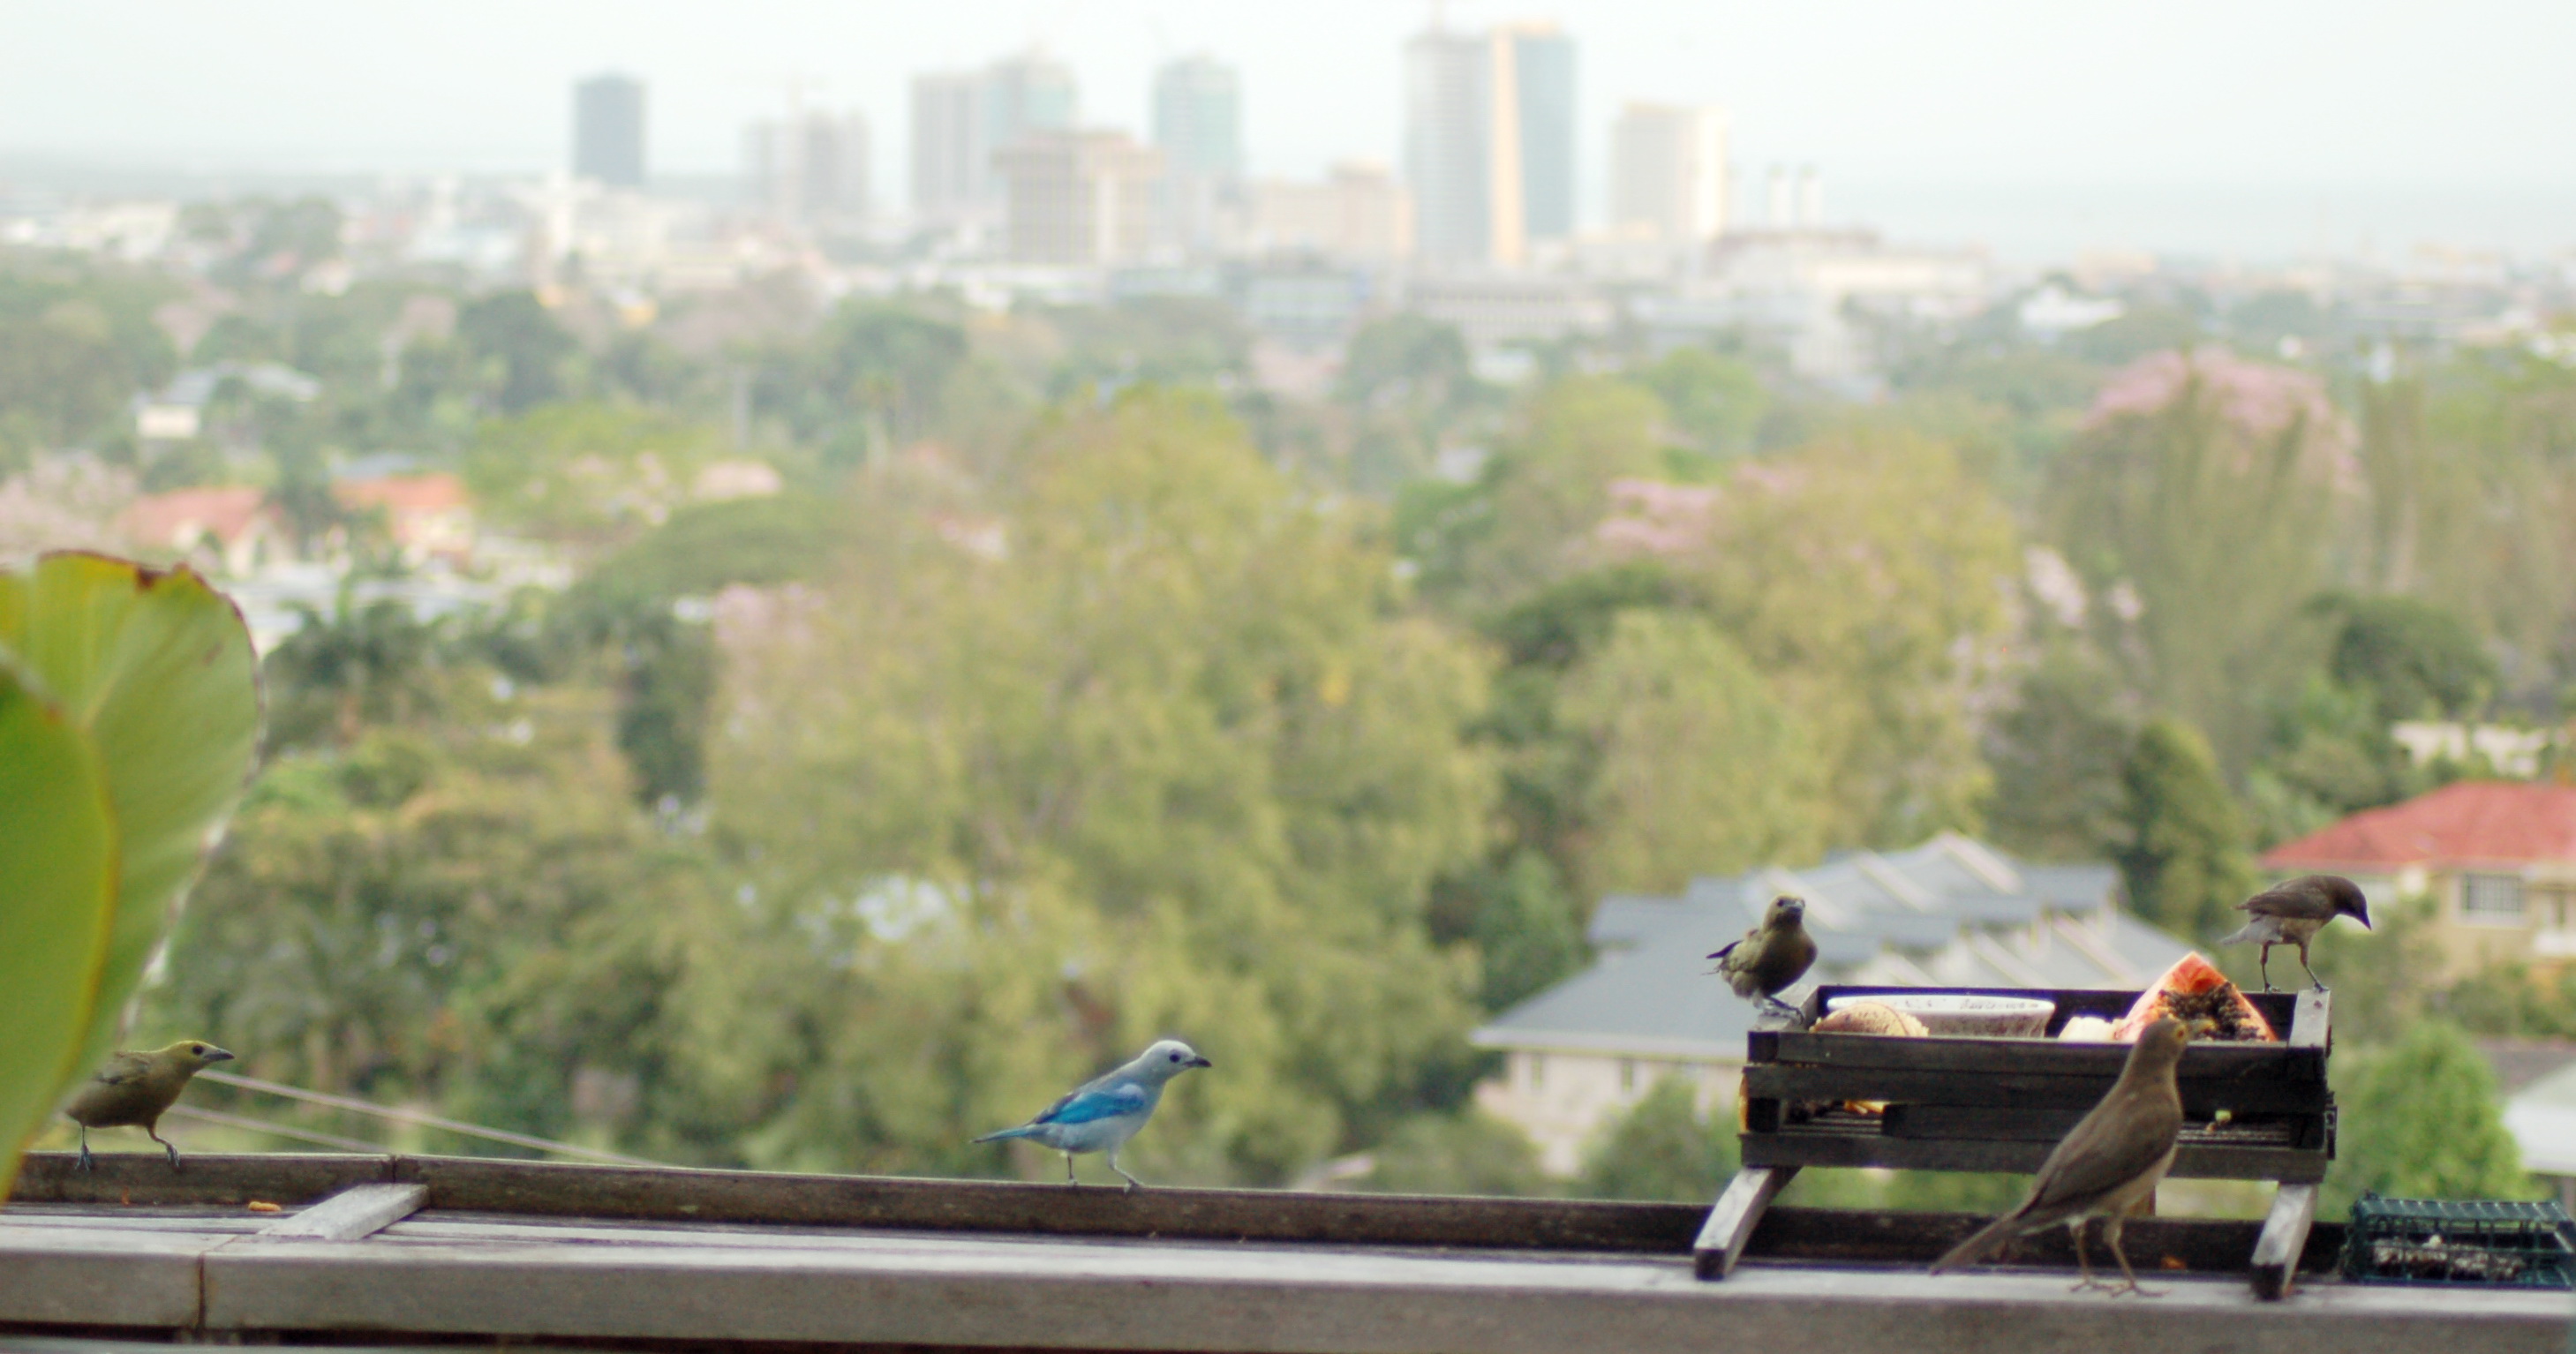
[184,1222,2564,1354]
[0,1222,219,1328]
[1741,1064,2331,1115]
[1756,1032,2324,1081]
[1879,1103,2304,1146]
[2288,989,2332,1049]
[2250,1183,2320,1300]
[390,1155,1714,1253]
[1741,1132,2331,1182]
[1746,1206,2347,1276]
[9,1152,390,1208]
[253,1183,427,1243]
[1691,1166,1795,1280]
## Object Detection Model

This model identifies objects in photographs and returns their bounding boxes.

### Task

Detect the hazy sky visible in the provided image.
[4,0,2571,258]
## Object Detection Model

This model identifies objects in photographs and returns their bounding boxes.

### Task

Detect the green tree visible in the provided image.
[705,388,1499,1183]
[1985,651,2138,861]
[456,290,577,414]
[1417,375,1668,611]
[265,592,445,749]
[1355,1110,1549,1196]
[1637,347,1767,459]
[557,493,846,803]
[463,403,727,546]
[2316,592,2498,725]
[1455,847,1586,1012]
[2049,350,2354,765]
[1555,609,1824,896]
[1577,1077,1736,1202]
[2114,717,2255,942]
[1678,430,2017,846]
[2324,1019,2534,1215]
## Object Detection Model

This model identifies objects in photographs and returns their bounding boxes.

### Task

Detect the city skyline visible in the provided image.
[5,0,2576,261]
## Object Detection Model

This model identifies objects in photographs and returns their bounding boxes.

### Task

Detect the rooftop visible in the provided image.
[1477,835,2189,1057]
[2262,779,2576,872]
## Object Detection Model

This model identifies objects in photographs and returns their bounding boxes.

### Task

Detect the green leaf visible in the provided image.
[0,660,119,1197]
[0,553,260,1077]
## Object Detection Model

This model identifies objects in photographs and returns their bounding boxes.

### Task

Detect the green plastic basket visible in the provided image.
[2339,1194,2576,1289]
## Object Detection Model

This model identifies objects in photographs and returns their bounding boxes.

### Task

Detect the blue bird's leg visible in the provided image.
[1064,1151,1077,1185]
[1110,1145,1143,1192]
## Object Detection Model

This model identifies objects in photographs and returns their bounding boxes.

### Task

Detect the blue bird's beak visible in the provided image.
[1187,1056,1213,1069]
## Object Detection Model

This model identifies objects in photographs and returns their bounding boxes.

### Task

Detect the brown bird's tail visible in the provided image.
[1931,1209,2028,1274]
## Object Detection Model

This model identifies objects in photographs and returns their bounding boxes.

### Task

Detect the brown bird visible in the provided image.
[1932,1016,2189,1296]
[63,1041,236,1172]
[2223,875,2371,991]
[1708,896,1818,1018]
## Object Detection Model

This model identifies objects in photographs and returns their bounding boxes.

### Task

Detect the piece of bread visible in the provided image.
[1812,1001,1931,1038]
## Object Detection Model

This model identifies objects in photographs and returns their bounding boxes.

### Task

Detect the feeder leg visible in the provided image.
[2250,1182,2318,1299]
[1693,1165,1797,1280]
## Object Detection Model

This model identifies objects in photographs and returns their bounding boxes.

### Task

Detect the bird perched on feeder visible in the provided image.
[2222,874,2371,991]
[972,1040,1211,1191]
[64,1041,236,1172]
[1932,1016,2189,1296]
[1708,895,1818,1019]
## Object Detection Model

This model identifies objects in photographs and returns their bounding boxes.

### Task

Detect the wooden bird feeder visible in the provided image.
[1695,983,2333,1298]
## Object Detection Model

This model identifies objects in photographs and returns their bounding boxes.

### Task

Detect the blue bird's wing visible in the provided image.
[1031,1082,1149,1127]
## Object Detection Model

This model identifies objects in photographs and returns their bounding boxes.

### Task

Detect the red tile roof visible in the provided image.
[117,485,274,549]
[334,472,469,515]
[2261,780,2576,871]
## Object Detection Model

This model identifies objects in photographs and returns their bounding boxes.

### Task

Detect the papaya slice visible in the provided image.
[2110,952,2278,1042]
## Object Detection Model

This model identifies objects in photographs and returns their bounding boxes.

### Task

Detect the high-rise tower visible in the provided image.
[909,50,1077,226]
[1609,102,1729,244]
[574,74,646,188]
[1152,54,1241,253]
[1402,21,1574,268]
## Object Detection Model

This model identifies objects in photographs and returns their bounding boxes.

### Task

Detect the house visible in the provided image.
[1472,832,2193,1176]
[2482,1039,2576,1212]
[333,473,474,567]
[2259,780,2576,977]
[2503,1058,2576,1212]
[132,362,321,442]
[115,485,289,575]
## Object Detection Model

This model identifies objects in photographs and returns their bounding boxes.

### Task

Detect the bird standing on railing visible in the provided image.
[2223,874,2370,991]
[1708,895,1818,1019]
[1932,1016,2189,1296]
[972,1040,1211,1191]
[64,1041,236,1171]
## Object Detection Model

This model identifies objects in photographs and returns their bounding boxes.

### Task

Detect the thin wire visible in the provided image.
[162,1103,387,1154]
[195,1068,659,1167]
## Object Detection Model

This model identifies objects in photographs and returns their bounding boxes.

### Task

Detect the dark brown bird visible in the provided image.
[63,1041,235,1171]
[2223,874,2370,991]
[1708,896,1818,1018]
[1932,1016,2189,1296]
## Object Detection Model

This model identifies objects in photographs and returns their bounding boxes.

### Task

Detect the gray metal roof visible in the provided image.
[1478,833,2191,1055]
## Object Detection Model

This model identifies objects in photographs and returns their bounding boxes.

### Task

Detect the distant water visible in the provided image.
[1826,179,2576,266]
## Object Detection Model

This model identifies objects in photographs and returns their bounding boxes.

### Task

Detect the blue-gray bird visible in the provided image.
[973,1039,1211,1191]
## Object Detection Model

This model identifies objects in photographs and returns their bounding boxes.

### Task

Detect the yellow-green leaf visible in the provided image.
[0,553,260,1077]
[0,660,120,1198]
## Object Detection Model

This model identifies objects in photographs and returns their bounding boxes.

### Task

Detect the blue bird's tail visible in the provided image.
[972,1125,1037,1144]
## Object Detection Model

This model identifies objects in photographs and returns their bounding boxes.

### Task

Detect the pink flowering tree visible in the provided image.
[2049,347,2359,762]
